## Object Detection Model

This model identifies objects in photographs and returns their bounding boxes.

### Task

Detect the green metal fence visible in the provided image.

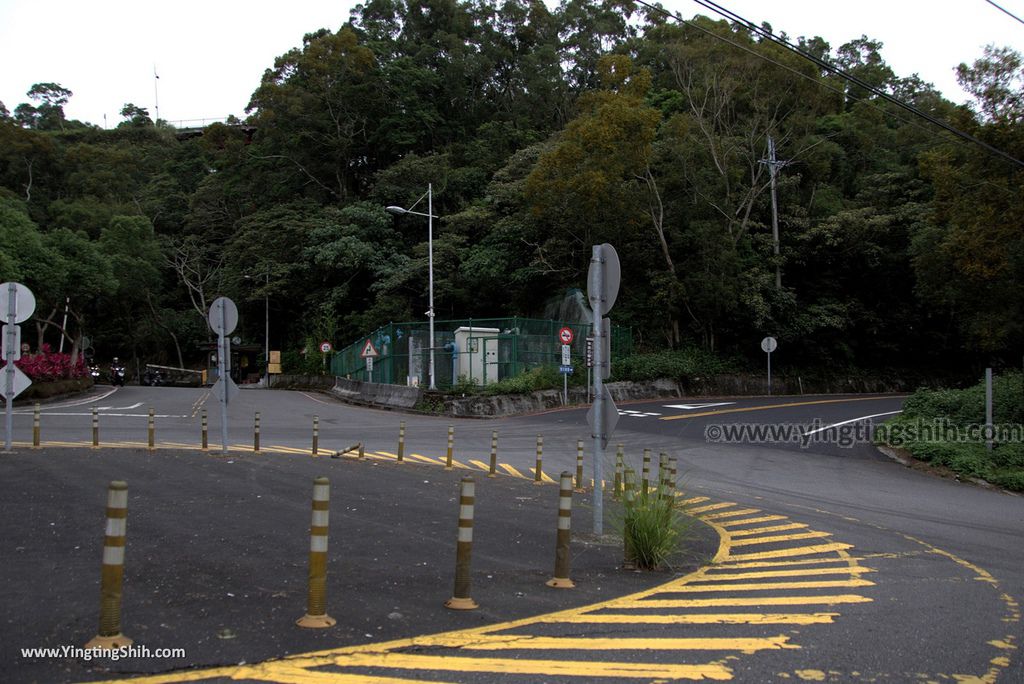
[331,317,633,389]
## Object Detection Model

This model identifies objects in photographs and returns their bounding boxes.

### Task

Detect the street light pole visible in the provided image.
[386,185,438,390]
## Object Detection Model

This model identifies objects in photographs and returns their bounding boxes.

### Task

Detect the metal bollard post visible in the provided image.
[445,425,454,470]
[32,403,40,448]
[613,443,624,499]
[534,434,544,485]
[85,481,132,648]
[667,457,678,500]
[297,476,336,628]
[201,409,208,451]
[253,411,261,453]
[659,453,670,501]
[623,468,637,569]
[547,472,575,588]
[311,416,319,456]
[358,442,365,459]
[147,408,155,451]
[575,439,585,491]
[445,476,479,609]
[92,408,99,449]
[397,420,405,463]
[488,430,497,478]
[642,448,651,497]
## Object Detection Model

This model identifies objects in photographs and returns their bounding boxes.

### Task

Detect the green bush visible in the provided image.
[611,348,733,383]
[616,473,692,570]
[482,365,563,395]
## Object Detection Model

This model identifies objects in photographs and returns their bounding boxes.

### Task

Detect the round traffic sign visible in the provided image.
[558,327,574,344]
[761,336,778,353]
[0,282,36,323]
[320,341,333,353]
[208,296,239,335]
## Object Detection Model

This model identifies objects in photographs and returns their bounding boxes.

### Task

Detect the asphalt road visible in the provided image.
[1,386,1022,682]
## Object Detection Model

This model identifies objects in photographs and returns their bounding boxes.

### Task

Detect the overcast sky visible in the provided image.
[1,1,1021,128]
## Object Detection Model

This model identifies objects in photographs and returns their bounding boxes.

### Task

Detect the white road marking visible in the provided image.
[28,412,189,418]
[802,411,903,436]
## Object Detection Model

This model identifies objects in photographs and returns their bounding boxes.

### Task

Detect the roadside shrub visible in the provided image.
[612,348,733,383]
[483,365,562,395]
[15,345,88,381]
[616,473,692,570]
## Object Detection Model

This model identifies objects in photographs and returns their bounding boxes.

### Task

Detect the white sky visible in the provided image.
[1,1,1021,128]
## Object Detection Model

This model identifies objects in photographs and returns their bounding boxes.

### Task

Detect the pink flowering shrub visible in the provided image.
[11,344,89,381]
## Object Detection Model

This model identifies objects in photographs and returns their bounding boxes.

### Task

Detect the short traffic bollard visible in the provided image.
[92,407,99,449]
[659,453,671,501]
[32,403,40,448]
[253,411,261,453]
[201,409,208,451]
[85,481,132,649]
[358,442,365,459]
[397,420,406,463]
[147,408,155,451]
[534,434,544,485]
[642,448,651,496]
[445,425,454,470]
[613,443,624,499]
[445,476,479,610]
[312,416,319,457]
[667,457,678,500]
[488,430,498,478]
[546,472,575,588]
[575,439,585,491]
[297,476,336,628]
[623,468,637,569]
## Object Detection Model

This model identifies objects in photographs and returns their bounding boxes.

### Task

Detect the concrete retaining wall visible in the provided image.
[331,376,423,409]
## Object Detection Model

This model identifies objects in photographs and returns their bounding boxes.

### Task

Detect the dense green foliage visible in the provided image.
[878,372,1024,490]
[2,1,1022,377]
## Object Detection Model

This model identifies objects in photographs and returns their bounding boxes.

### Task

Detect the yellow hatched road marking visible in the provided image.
[614,595,873,608]
[411,633,798,653]
[729,523,809,537]
[727,543,854,562]
[696,566,873,581]
[409,453,445,465]
[730,531,833,547]
[541,471,558,483]
[680,496,711,505]
[500,463,525,478]
[686,501,736,514]
[278,654,734,681]
[540,612,840,625]
[469,459,490,472]
[703,508,762,520]
[672,578,874,592]
[719,515,789,527]
[241,664,448,684]
[713,557,866,570]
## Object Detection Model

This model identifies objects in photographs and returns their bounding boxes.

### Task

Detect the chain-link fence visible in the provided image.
[331,317,633,389]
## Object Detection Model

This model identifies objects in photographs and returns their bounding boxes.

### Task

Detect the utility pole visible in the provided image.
[762,137,787,290]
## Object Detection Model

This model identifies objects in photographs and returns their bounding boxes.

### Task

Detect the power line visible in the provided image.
[633,0,1024,168]
[984,0,1024,27]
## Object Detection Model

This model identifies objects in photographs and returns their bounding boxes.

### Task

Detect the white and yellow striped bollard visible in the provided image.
[85,481,132,648]
[297,476,335,628]
[546,472,575,588]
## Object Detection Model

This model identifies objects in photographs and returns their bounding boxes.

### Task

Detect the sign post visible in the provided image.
[2,282,35,452]
[208,297,239,455]
[360,339,379,384]
[558,328,574,405]
[761,336,778,396]
[585,244,620,535]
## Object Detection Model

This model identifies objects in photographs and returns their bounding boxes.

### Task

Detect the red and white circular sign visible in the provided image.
[319,341,333,353]
[558,327,574,344]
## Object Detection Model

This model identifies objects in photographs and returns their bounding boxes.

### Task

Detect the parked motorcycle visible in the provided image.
[110,358,126,386]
